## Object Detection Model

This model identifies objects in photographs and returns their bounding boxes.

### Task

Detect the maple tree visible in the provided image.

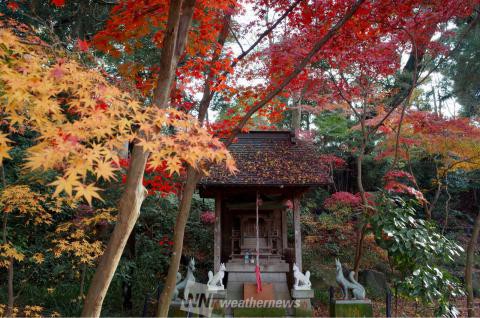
[0,185,65,316]
[52,205,117,298]
[379,111,480,212]
[0,13,234,316]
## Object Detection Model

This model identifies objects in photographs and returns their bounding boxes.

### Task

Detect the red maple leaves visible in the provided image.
[119,158,182,197]
[77,39,89,52]
[51,0,65,7]
[383,170,425,202]
[7,1,19,11]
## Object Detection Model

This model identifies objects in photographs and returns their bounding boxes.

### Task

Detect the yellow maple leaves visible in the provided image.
[0,29,236,205]
[52,208,116,265]
[0,304,58,318]
[0,243,25,268]
[0,185,49,224]
[0,185,59,268]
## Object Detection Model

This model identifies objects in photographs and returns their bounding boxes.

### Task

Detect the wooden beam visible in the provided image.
[293,195,302,271]
[214,194,222,272]
[225,201,286,210]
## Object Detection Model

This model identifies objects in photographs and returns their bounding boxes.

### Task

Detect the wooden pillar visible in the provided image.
[282,208,288,252]
[214,194,222,272]
[293,195,302,271]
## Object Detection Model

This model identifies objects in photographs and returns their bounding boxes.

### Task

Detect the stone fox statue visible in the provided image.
[293,263,312,290]
[173,258,196,300]
[207,263,226,290]
[335,258,366,300]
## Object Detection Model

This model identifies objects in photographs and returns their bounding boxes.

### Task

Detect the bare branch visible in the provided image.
[229,24,245,54]
[231,0,304,69]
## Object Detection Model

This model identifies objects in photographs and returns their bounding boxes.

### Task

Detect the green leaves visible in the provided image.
[370,193,464,315]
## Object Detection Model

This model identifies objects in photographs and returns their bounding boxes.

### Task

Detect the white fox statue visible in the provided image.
[293,263,312,290]
[335,258,366,300]
[207,263,226,291]
[172,258,196,300]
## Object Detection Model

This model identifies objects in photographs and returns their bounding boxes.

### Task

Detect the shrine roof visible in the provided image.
[200,131,331,187]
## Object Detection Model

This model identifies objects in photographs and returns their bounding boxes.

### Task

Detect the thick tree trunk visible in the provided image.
[81,146,148,317]
[466,208,480,317]
[291,100,302,132]
[152,0,195,108]
[81,1,195,315]
[156,167,201,317]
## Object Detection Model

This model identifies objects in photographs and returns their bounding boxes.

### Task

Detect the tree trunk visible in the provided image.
[80,263,86,299]
[81,146,148,317]
[1,163,13,317]
[2,207,13,317]
[466,208,480,317]
[353,144,367,277]
[6,256,14,316]
[291,99,302,132]
[122,227,136,314]
[152,0,195,108]
[81,1,196,315]
[156,167,201,317]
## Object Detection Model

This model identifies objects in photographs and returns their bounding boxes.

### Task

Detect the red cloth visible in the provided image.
[255,264,262,292]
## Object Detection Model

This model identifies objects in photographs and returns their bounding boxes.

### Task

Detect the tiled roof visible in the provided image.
[201,131,331,186]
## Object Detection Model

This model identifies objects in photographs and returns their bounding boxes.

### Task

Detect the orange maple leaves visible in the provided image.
[0,29,235,205]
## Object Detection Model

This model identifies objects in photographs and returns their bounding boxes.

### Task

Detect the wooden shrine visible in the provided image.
[199,131,330,303]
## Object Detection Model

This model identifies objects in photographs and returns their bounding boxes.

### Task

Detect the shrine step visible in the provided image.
[225,261,289,273]
[226,271,291,302]
[227,272,288,283]
[226,282,291,301]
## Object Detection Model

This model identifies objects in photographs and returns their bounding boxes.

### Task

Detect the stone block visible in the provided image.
[290,289,314,299]
[358,269,390,299]
[208,289,227,299]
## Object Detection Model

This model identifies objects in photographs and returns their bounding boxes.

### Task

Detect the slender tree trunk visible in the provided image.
[1,163,13,317]
[425,181,441,220]
[353,144,367,276]
[80,263,86,299]
[466,208,480,316]
[122,227,136,314]
[81,146,149,317]
[156,167,201,317]
[7,256,14,316]
[3,212,14,317]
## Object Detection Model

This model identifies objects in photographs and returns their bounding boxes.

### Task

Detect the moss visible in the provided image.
[329,302,373,317]
[295,308,313,317]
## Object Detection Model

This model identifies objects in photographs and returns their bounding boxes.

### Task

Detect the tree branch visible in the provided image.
[224,0,366,146]
[231,0,304,69]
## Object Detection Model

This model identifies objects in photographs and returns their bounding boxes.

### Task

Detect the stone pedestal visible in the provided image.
[209,290,227,317]
[291,289,314,317]
[167,290,228,317]
[329,299,373,317]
